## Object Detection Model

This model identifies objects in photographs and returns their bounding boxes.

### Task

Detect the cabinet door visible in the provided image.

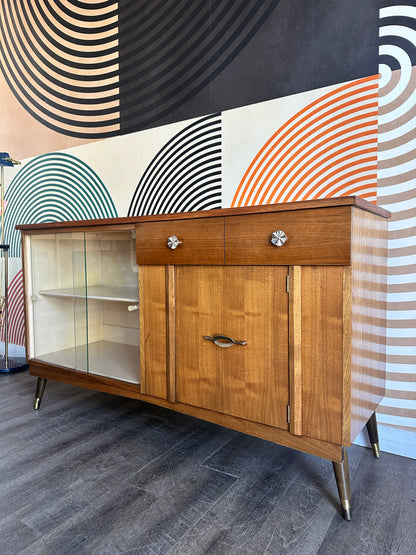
[84,230,140,384]
[26,230,140,385]
[27,232,87,370]
[175,266,289,429]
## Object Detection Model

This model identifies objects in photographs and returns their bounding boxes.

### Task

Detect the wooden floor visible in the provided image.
[1,371,415,554]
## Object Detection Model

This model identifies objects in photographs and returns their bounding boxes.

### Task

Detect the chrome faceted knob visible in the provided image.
[271,230,287,247]
[167,235,182,249]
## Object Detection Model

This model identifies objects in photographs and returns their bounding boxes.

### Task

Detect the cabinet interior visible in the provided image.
[27,230,140,384]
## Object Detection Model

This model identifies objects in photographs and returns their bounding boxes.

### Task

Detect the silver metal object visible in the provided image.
[203,335,247,348]
[271,230,287,247]
[332,449,352,521]
[34,377,47,410]
[167,235,182,249]
[128,305,138,311]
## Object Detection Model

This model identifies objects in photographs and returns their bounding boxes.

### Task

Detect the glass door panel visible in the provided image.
[84,230,140,384]
[30,233,87,369]
[71,233,88,372]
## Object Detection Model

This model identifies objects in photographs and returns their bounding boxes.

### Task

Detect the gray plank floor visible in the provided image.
[1,371,415,555]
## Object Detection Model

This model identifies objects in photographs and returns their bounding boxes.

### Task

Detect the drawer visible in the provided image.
[136,217,224,265]
[225,207,351,265]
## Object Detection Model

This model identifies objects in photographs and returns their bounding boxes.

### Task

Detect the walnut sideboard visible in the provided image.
[17,196,390,520]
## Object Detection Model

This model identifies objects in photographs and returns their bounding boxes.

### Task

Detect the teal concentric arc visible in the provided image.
[5,153,118,256]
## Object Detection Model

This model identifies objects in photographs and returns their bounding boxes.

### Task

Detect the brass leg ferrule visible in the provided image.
[333,449,352,521]
[34,377,47,410]
[340,498,352,521]
[366,413,381,458]
[371,442,380,458]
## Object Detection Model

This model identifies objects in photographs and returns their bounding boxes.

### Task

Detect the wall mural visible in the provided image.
[128,113,222,216]
[231,75,378,207]
[375,3,416,456]
[4,152,118,257]
[0,0,414,458]
[0,0,379,152]
[0,270,25,347]
[0,0,120,138]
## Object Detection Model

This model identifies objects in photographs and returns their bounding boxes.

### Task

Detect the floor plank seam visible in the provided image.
[2,373,416,554]
[199,463,240,479]
[165,475,241,554]
[121,431,198,484]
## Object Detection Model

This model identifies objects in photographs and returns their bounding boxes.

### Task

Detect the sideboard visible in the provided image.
[17,196,390,520]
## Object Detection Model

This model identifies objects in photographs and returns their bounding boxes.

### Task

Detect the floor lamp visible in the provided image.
[0,152,28,373]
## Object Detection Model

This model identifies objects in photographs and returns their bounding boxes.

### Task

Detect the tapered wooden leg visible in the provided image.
[332,449,352,521]
[34,377,47,410]
[366,412,380,458]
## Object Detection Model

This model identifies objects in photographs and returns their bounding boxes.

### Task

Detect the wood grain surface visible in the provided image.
[349,207,388,444]
[300,266,344,445]
[16,195,390,231]
[175,265,289,429]
[135,217,224,265]
[139,265,168,399]
[225,207,352,265]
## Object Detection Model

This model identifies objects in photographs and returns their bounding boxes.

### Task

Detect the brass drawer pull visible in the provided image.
[271,230,287,247]
[203,335,247,348]
[167,235,182,249]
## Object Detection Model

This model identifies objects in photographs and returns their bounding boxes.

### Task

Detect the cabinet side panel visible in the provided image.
[139,266,167,399]
[301,266,344,445]
[350,208,388,444]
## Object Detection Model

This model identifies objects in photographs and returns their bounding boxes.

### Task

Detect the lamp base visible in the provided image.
[0,356,28,373]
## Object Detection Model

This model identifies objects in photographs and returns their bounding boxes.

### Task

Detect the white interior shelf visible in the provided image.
[37,340,140,384]
[38,285,140,303]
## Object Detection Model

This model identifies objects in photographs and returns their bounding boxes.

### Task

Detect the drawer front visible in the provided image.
[136,217,224,265]
[225,207,351,265]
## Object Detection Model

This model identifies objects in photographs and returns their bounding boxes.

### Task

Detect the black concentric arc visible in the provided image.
[128,113,222,216]
[118,0,279,132]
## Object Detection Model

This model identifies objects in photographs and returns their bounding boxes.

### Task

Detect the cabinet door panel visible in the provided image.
[175,266,289,429]
[300,266,344,444]
[28,233,87,370]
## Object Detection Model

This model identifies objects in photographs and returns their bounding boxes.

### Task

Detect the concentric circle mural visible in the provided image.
[0,270,25,346]
[232,75,379,207]
[0,1,120,138]
[0,0,279,140]
[118,0,279,133]
[4,153,117,256]
[377,4,416,441]
[128,113,222,216]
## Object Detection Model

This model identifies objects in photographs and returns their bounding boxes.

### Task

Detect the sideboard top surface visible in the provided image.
[15,196,390,232]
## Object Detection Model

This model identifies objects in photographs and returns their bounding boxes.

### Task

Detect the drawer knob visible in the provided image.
[204,335,247,348]
[271,230,287,247]
[128,305,138,311]
[167,235,182,249]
